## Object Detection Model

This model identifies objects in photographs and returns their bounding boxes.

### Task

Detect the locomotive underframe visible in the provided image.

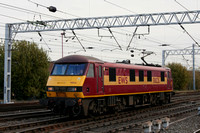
[43,92,171,116]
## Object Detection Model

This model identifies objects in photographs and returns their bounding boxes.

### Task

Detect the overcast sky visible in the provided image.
[0,0,200,69]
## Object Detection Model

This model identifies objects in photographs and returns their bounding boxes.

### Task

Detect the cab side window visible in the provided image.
[161,71,165,82]
[147,71,152,82]
[139,70,144,82]
[109,67,116,81]
[130,69,135,82]
[87,64,94,77]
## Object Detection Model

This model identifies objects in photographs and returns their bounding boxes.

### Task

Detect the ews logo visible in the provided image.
[118,77,128,84]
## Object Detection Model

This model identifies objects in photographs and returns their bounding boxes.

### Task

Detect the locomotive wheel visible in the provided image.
[165,94,171,104]
[71,105,82,117]
[50,105,59,114]
[88,100,99,116]
[150,95,158,106]
[116,101,124,112]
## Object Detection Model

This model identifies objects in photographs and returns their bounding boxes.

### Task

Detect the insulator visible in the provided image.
[87,47,94,49]
[48,6,57,12]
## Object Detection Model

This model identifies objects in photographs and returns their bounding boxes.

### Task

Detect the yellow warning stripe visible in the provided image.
[47,90,172,98]
[84,90,172,98]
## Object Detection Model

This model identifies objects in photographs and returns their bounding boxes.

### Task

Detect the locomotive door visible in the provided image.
[95,64,104,94]
[167,71,172,89]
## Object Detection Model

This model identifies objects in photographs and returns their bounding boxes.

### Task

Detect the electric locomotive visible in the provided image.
[43,55,173,116]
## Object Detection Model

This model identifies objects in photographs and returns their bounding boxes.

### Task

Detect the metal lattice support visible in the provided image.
[163,48,200,57]
[4,10,200,103]
[162,48,200,66]
[4,24,12,103]
[11,10,200,33]
[162,44,200,90]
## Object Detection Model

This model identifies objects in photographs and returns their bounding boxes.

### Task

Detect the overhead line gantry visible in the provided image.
[9,10,200,33]
[162,44,200,90]
[4,10,200,103]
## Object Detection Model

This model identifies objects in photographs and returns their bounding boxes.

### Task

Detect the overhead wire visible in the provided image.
[36,29,131,48]
[0,1,156,52]
[174,0,190,11]
[0,0,148,46]
[104,0,137,14]
[0,13,26,21]
[0,2,63,19]
[104,0,200,49]
[1,0,198,63]
[18,31,118,48]
[27,0,80,18]
[173,0,200,44]
[0,0,136,46]
[0,2,135,50]
[13,33,118,54]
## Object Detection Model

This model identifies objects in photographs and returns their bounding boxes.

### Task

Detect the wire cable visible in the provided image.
[0,2,63,19]
[0,13,25,21]
[28,0,80,18]
[104,0,137,14]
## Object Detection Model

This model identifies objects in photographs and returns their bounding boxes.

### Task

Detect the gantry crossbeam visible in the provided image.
[10,10,200,33]
[164,49,200,56]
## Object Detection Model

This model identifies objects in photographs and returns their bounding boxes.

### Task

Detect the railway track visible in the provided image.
[0,109,52,122]
[0,91,199,133]
[0,101,45,112]
[50,101,200,133]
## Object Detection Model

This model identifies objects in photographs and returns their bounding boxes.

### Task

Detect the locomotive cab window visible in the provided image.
[51,63,86,76]
[87,64,94,77]
[109,68,116,81]
[161,71,165,82]
[66,64,86,75]
[147,71,152,82]
[51,64,68,75]
[139,70,144,82]
[130,69,135,82]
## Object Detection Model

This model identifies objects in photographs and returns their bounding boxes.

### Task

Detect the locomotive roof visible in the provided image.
[55,55,169,71]
[105,62,169,71]
[55,55,104,63]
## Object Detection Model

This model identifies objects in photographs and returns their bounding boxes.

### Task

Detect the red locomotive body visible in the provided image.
[44,55,173,116]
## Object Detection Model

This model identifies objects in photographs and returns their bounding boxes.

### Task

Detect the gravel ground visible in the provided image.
[162,112,200,133]
[119,110,200,133]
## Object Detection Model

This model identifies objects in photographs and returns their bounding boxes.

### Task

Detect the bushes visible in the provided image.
[0,41,50,100]
[167,63,200,90]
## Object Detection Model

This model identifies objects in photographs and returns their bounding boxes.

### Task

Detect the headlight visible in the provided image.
[67,87,82,92]
[47,87,54,91]
[67,87,77,92]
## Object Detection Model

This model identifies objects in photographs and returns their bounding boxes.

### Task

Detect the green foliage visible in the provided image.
[0,41,50,100]
[167,63,190,90]
[187,71,200,90]
[195,71,200,90]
